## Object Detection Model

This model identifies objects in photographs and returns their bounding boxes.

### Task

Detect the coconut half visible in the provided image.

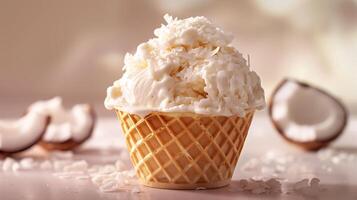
[29,97,96,151]
[0,111,50,154]
[269,79,348,151]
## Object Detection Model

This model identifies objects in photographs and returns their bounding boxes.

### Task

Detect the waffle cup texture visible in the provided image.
[116,110,254,189]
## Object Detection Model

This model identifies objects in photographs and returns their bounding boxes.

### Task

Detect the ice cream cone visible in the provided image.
[116,110,254,189]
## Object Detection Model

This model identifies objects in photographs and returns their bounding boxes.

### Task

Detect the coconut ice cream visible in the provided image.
[105,15,265,189]
[105,14,265,117]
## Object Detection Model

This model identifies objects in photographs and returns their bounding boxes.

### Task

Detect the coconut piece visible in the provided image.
[28,97,96,151]
[269,79,348,151]
[19,158,36,170]
[0,111,50,154]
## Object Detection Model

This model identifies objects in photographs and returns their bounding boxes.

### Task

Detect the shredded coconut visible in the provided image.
[63,160,88,172]
[19,158,36,170]
[47,158,139,193]
[318,148,357,164]
[235,178,282,194]
[105,15,265,117]
[241,150,297,176]
[293,178,321,197]
[1,149,330,196]
[53,160,73,171]
[2,157,17,172]
[12,162,20,172]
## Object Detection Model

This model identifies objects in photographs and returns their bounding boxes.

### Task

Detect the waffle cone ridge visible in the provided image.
[116,110,254,189]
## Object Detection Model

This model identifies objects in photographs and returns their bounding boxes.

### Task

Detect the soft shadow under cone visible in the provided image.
[116,110,254,189]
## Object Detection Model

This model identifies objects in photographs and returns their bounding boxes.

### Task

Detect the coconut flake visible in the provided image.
[318,148,356,165]
[235,178,282,194]
[293,178,309,190]
[19,158,36,170]
[87,163,138,193]
[63,160,88,172]
[266,178,282,193]
[12,162,20,172]
[98,164,116,174]
[53,160,73,171]
[293,178,321,197]
[2,157,16,172]
[241,158,260,171]
[99,180,118,192]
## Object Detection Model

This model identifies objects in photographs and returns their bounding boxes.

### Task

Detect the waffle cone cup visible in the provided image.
[116,110,254,189]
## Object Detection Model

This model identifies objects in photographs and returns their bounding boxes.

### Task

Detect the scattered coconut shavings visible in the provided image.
[91,168,139,193]
[293,178,309,190]
[241,158,260,171]
[241,150,297,176]
[240,148,353,176]
[266,178,283,193]
[236,178,282,194]
[19,158,36,170]
[262,151,296,167]
[52,160,90,180]
[63,160,88,172]
[0,155,325,197]
[2,157,17,172]
[2,157,53,172]
[47,158,140,193]
[1,148,333,197]
[53,160,73,171]
[97,164,116,174]
[318,148,357,164]
[233,177,322,196]
[99,179,118,192]
[12,162,20,172]
[88,165,101,173]
[292,178,322,197]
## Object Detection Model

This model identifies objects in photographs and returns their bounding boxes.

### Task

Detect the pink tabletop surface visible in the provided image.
[1,114,357,200]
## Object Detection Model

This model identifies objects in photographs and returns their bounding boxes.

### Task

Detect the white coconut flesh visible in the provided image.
[271,81,346,142]
[0,111,48,152]
[29,97,94,143]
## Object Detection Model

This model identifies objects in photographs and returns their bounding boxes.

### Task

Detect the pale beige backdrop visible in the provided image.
[1,0,357,117]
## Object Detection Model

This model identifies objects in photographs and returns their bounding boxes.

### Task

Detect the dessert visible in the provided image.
[105,15,265,189]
